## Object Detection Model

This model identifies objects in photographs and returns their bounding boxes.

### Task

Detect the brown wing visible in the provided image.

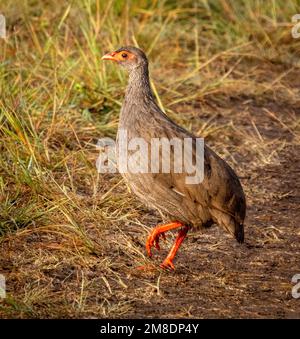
[140,110,245,227]
[120,100,246,238]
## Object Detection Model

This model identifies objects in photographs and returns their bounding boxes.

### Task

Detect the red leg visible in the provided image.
[146,221,183,258]
[160,225,190,270]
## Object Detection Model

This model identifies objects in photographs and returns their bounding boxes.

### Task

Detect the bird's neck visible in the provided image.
[126,64,153,100]
[120,64,162,130]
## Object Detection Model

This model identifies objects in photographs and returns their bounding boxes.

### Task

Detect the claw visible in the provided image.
[146,239,153,257]
[154,239,160,250]
[160,258,175,270]
[146,232,164,257]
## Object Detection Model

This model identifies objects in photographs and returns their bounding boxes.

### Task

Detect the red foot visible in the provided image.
[160,258,175,270]
[148,224,190,270]
[146,222,183,258]
[146,232,166,257]
[136,264,156,271]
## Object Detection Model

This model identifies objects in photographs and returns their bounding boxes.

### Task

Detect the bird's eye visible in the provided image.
[121,53,128,58]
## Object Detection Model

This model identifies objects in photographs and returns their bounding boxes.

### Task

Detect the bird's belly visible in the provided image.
[120,171,211,227]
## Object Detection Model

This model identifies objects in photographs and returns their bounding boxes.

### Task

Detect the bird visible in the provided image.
[101,46,246,270]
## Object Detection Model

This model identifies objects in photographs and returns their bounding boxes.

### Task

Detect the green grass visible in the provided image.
[0,0,300,318]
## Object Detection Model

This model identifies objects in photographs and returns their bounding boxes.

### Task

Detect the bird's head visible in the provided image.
[101,46,148,72]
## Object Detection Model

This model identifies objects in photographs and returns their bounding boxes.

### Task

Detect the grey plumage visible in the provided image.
[108,46,246,244]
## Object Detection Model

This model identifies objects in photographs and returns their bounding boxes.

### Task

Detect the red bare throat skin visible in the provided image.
[146,221,190,270]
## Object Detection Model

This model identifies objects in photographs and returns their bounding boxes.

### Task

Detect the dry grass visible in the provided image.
[0,0,300,318]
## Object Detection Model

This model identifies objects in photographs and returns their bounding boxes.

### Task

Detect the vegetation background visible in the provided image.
[0,0,299,318]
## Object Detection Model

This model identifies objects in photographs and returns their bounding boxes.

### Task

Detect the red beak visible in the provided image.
[101,52,117,61]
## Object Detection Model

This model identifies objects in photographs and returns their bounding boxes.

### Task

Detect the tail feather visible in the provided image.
[235,223,244,243]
